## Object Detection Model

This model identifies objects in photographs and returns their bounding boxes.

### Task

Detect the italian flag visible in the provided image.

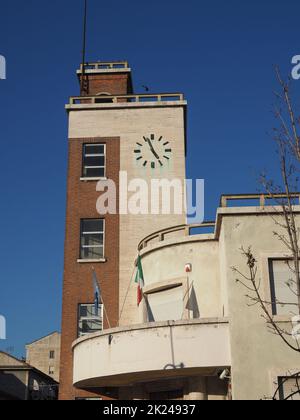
[135,255,145,306]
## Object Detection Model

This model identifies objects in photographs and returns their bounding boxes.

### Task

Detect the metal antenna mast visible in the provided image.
[80,0,88,94]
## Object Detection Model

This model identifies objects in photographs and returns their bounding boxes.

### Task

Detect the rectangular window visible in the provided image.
[78,304,103,337]
[82,144,106,178]
[80,219,104,260]
[269,259,299,316]
[49,351,55,359]
[278,376,300,400]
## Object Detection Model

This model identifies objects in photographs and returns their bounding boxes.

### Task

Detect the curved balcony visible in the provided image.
[138,222,216,252]
[72,319,230,389]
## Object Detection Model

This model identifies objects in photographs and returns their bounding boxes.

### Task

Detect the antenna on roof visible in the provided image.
[80,0,88,95]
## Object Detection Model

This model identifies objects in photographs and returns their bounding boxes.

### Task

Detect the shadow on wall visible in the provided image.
[186,286,200,319]
[0,371,27,400]
[0,371,58,400]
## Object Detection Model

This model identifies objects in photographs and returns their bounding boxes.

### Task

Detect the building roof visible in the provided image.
[0,351,59,384]
[25,331,61,347]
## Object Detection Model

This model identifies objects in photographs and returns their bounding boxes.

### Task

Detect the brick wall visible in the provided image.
[59,137,120,400]
[80,73,132,96]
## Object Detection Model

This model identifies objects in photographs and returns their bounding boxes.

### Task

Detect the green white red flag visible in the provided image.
[135,255,145,306]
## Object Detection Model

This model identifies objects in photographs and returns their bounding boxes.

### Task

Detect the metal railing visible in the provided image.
[220,193,300,208]
[138,222,216,251]
[69,93,185,106]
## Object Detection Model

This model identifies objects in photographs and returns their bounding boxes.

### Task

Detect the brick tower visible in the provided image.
[59,61,187,400]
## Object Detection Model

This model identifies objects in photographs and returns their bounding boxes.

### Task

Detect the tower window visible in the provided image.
[82,144,106,178]
[49,351,55,359]
[78,304,103,337]
[80,219,105,260]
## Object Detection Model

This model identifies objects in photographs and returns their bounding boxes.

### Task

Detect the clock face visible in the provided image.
[134,134,172,169]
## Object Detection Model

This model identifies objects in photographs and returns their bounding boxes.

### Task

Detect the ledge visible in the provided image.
[143,278,184,295]
[77,258,107,264]
[76,68,131,75]
[66,100,187,112]
[270,315,296,323]
[80,177,107,182]
[73,318,229,346]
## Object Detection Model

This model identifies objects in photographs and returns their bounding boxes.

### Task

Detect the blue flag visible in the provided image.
[93,270,102,316]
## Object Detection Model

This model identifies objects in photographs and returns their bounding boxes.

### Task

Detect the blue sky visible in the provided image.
[0,0,300,357]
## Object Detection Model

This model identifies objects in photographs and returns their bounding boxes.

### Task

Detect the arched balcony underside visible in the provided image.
[73,319,230,389]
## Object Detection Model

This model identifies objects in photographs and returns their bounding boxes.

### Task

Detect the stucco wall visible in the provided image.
[26,332,61,382]
[73,319,230,388]
[140,236,222,320]
[136,208,300,400]
[219,210,300,400]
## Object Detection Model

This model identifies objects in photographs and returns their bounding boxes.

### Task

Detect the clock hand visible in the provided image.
[144,137,160,160]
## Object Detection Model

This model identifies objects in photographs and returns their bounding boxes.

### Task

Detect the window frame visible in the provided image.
[278,376,300,400]
[49,350,55,360]
[268,257,299,316]
[77,303,104,338]
[79,219,105,261]
[82,143,106,180]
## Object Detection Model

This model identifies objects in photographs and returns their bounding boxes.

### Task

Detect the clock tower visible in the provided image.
[59,61,187,400]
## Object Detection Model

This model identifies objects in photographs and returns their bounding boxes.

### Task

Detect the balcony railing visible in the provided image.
[220,193,300,208]
[138,222,216,251]
[78,61,130,72]
[68,93,185,106]
[138,193,300,252]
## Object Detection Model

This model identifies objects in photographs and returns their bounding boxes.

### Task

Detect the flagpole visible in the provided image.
[103,305,111,330]
[118,263,138,325]
[80,0,88,94]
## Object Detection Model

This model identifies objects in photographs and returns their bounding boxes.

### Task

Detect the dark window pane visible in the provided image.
[83,156,105,167]
[79,306,88,318]
[82,219,103,233]
[95,97,113,104]
[83,167,105,178]
[84,144,105,155]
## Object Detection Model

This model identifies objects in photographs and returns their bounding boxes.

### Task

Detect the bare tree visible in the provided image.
[233,67,300,400]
